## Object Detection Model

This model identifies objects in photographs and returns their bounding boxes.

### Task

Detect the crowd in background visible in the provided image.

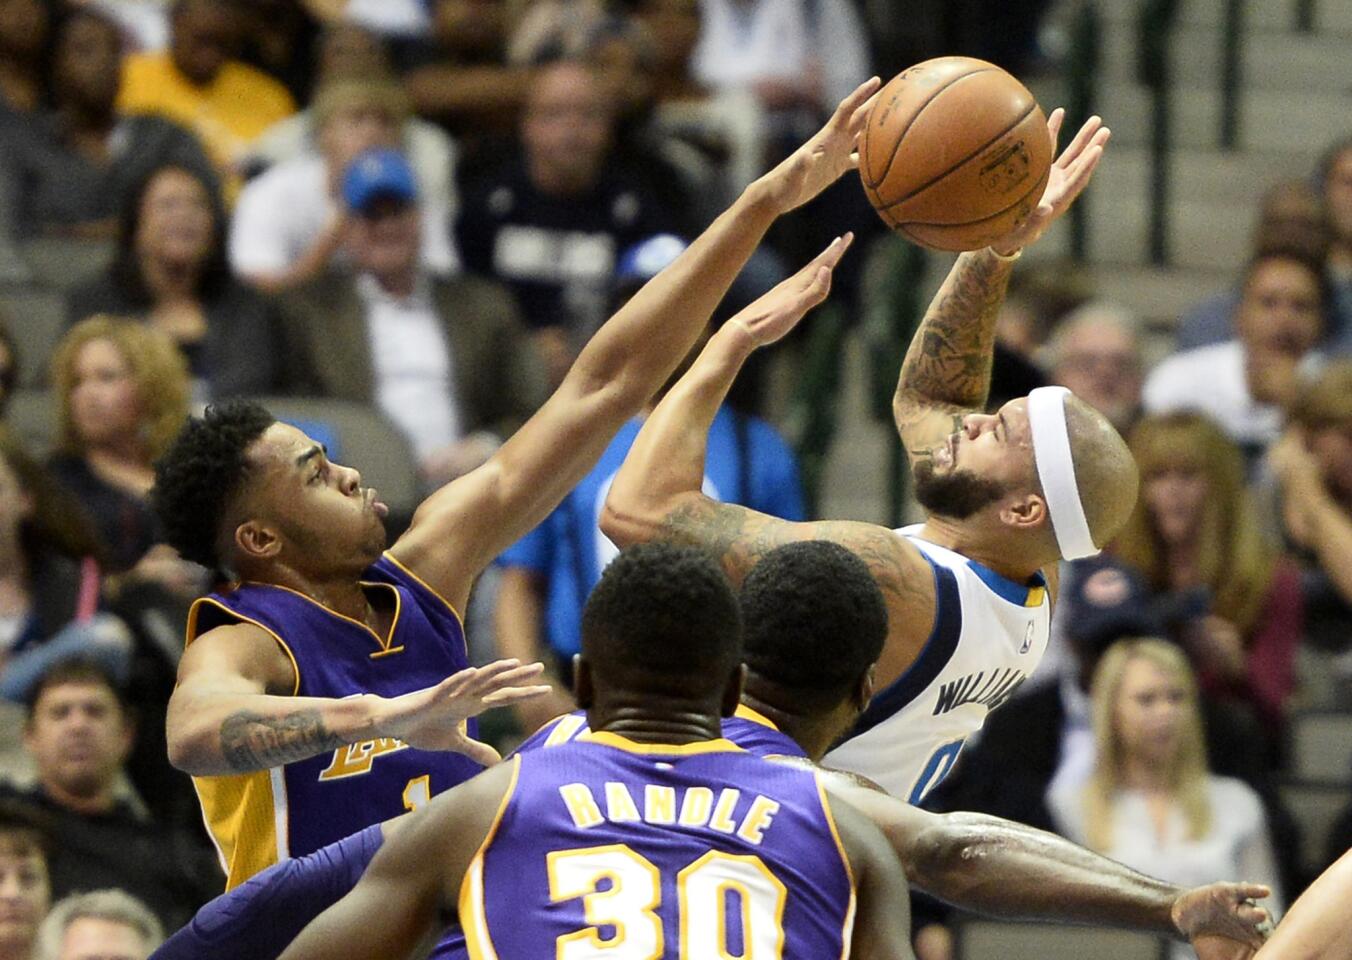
[0,0,1347,958]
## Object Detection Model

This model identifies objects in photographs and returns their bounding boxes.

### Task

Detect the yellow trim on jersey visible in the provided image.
[543,714,589,747]
[1025,585,1047,608]
[368,645,406,659]
[246,580,404,654]
[733,703,780,731]
[814,773,858,960]
[186,597,302,696]
[578,731,743,756]
[381,550,467,626]
[194,769,284,890]
[460,755,522,960]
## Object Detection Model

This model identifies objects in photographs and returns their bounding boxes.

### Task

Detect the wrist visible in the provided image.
[348,693,389,741]
[986,245,1023,262]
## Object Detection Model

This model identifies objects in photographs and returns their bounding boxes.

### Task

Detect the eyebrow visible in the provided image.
[295,444,327,469]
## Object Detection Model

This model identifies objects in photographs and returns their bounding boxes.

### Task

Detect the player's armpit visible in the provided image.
[277,760,517,960]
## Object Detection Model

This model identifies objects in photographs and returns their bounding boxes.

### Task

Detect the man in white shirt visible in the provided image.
[276,148,545,494]
[1144,244,1327,466]
[230,80,458,294]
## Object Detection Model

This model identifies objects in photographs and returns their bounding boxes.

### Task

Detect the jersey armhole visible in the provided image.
[187,597,302,697]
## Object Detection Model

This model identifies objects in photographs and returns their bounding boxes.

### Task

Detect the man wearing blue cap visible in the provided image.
[277,147,547,490]
[493,232,806,731]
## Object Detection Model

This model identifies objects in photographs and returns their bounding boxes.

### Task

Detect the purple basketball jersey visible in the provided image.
[460,734,856,958]
[187,553,482,888]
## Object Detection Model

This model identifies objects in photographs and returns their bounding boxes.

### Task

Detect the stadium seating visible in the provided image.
[959,919,1166,960]
[0,288,67,388]
[1279,780,1350,882]
[1289,711,1352,784]
[18,237,113,292]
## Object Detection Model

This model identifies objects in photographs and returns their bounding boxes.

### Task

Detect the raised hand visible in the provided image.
[375,659,550,765]
[990,109,1112,256]
[760,78,881,214]
[728,233,853,348]
[1172,881,1272,960]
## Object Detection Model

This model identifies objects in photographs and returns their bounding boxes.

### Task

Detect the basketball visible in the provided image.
[859,57,1054,252]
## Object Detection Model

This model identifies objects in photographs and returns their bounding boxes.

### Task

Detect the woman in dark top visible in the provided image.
[47,315,197,585]
[66,162,284,400]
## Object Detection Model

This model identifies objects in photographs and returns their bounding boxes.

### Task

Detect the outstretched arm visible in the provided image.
[893,111,1110,468]
[813,768,1269,952]
[598,237,936,662]
[1255,849,1352,960]
[386,79,881,612]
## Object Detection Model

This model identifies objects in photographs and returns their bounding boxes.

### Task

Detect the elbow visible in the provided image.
[598,496,655,550]
[903,816,985,899]
[165,697,219,776]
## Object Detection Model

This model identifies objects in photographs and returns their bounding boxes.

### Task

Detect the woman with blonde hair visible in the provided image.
[1048,638,1283,959]
[47,317,192,581]
[1113,412,1303,740]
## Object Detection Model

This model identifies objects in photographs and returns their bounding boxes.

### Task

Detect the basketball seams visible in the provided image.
[868,67,998,189]
[876,100,1039,213]
[902,164,1048,229]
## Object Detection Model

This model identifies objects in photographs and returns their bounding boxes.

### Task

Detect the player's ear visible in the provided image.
[720,663,746,718]
[1000,492,1047,532]
[572,655,593,709]
[853,666,876,713]
[235,520,282,560]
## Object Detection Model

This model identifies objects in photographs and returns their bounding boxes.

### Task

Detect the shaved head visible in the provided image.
[1061,395,1139,550]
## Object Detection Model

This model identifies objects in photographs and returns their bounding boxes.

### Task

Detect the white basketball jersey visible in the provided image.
[823,525,1051,803]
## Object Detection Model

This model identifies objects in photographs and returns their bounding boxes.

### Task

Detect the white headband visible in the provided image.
[1027,386,1099,560]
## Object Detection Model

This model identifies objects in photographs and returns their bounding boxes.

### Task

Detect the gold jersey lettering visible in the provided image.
[317,737,410,781]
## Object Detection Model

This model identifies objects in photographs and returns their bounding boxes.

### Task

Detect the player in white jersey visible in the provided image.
[600,108,1140,803]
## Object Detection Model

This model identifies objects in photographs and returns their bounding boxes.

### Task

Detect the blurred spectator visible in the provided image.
[1047,638,1284,959]
[0,7,213,241]
[278,148,546,489]
[0,434,127,703]
[994,258,1094,356]
[117,0,296,200]
[47,318,192,582]
[1176,181,1350,355]
[457,59,681,381]
[0,801,51,960]
[67,163,284,401]
[34,890,161,960]
[1320,135,1352,288]
[230,0,321,105]
[231,79,456,293]
[1144,245,1327,466]
[403,0,531,146]
[2,659,215,930]
[494,234,805,732]
[1115,413,1303,743]
[690,0,869,140]
[0,0,49,116]
[1042,301,1145,434]
[245,24,459,223]
[1270,361,1352,700]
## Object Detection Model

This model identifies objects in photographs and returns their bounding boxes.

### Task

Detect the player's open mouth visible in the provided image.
[935,434,956,468]
[365,489,390,518]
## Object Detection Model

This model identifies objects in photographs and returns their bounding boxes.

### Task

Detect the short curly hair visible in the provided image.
[150,401,275,571]
[582,543,741,695]
[740,541,888,712]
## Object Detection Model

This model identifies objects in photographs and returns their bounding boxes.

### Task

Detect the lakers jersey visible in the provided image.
[186,553,483,889]
[460,734,856,959]
[823,526,1050,803]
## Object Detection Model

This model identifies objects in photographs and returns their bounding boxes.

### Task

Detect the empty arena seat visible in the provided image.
[248,396,422,525]
[5,389,57,454]
[1289,712,1352,783]
[1278,779,1350,881]
[960,921,1166,960]
[0,288,67,388]
[18,238,114,292]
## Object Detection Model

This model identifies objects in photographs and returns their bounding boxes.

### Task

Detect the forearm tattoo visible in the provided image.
[220,709,346,772]
[896,250,1013,414]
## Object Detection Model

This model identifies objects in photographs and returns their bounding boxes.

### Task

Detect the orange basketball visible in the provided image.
[859,57,1053,252]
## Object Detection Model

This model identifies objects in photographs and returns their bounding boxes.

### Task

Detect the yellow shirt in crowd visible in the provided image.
[118,53,296,201]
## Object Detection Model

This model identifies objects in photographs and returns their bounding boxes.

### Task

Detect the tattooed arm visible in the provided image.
[601,244,939,671]
[168,622,547,774]
[893,111,1112,467]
